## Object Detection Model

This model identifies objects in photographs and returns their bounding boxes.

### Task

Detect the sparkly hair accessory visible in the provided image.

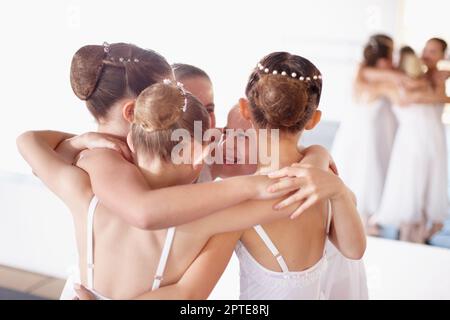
[163,79,188,112]
[103,42,140,63]
[257,63,322,81]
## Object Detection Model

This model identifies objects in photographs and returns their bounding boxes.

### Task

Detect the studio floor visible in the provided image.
[0,265,65,300]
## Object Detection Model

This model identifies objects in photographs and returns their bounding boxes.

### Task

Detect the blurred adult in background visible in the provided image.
[374,38,450,243]
[332,34,398,226]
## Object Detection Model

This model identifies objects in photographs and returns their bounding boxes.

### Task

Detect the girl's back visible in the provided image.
[237,195,329,299]
[74,196,211,299]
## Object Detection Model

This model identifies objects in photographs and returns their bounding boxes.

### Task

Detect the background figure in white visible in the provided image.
[332,34,397,224]
[374,38,450,243]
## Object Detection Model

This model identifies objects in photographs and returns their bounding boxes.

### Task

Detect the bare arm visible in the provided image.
[55,131,132,164]
[359,65,405,85]
[16,131,91,209]
[267,166,366,260]
[327,186,366,259]
[76,148,275,230]
[134,232,241,300]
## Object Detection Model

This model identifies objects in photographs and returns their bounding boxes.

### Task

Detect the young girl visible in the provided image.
[332,34,398,225]
[71,52,366,300]
[18,44,364,299]
[373,40,449,242]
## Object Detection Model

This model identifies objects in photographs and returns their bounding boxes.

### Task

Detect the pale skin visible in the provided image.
[70,102,364,300]
[16,128,310,299]
[18,60,365,299]
[18,101,365,300]
[356,40,449,105]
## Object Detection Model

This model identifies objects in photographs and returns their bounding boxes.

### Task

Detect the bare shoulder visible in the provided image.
[77,148,139,175]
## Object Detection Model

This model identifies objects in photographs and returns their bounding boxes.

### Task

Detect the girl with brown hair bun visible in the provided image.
[18,43,364,299]
[76,52,364,300]
[227,52,366,299]
[17,43,295,299]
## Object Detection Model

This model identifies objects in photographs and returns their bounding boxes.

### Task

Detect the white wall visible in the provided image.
[0,0,402,174]
[1,0,450,298]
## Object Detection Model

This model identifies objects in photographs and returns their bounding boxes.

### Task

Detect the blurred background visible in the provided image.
[0,0,449,299]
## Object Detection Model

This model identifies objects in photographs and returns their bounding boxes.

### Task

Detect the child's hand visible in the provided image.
[73,283,96,300]
[71,132,132,162]
[251,174,298,201]
[267,164,348,219]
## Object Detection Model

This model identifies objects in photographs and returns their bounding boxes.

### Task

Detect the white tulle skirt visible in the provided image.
[374,104,449,226]
[332,98,397,219]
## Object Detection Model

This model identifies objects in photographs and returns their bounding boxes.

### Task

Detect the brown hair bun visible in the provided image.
[246,52,322,133]
[70,45,106,100]
[69,43,172,120]
[131,82,210,161]
[251,76,309,130]
[134,83,185,132]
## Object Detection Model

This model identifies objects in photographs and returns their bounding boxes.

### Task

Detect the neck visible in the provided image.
[138,157,194,189]
[97,120,129,138]
[256,131,303,174]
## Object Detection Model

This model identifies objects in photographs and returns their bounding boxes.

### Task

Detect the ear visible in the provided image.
[126,132,135,153]
[238,98,252,121]
[122,100,136,123]
[305,110,322,130]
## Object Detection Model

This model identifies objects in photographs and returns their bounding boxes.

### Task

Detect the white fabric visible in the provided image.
[236,242,327,300]
[152,227,176,290]
[253,225,289,272]
[61,196,176,300]
[235,201,332,300]
[375,104,449,226]
[86,196,99,289]
[320,240,369,300]
[332,98,397,218]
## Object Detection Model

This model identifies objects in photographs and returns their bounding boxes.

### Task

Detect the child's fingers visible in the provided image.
[267,167,290,179]
[273,189,309,210]
[329,159,339,176]
[267,177,304,193]
[268,166,307,179]
[116,142,133,162]
[290,196,318,219]
[103,139,132,162]
[74,284,95,300]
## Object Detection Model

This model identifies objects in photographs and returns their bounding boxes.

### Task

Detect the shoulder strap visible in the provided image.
[253,225,289,272]
[323,200,333,256]
[326,200,332,235]
[86,196,99,290]
[152,227,176,290]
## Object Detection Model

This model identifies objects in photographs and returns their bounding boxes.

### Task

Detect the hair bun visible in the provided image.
[255,76,309,129]
[70,45,106,100]
[134,83,186,132]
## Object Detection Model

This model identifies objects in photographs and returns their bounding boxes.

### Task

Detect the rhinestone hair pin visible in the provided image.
[103,41,139,63]
[163,79,188,112]
[257,63,322,81]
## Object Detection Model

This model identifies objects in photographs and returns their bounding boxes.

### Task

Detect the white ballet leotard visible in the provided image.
[61,196,175,300]
[235,202,332,300]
